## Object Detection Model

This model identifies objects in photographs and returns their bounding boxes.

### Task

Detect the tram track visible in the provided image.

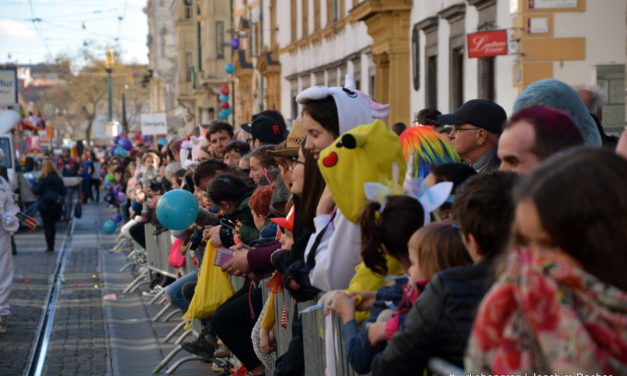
[23,204,76,376]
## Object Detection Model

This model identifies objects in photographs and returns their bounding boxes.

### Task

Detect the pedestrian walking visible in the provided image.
[33,159,66,252]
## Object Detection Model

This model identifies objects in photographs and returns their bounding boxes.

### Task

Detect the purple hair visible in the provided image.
[506,105,584,160]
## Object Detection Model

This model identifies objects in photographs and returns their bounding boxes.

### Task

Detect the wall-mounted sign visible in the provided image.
[528,0,578,9]
[140,113,167,135]
[528,17,549,33]
[467,30,509,58]
[0,68,18,106]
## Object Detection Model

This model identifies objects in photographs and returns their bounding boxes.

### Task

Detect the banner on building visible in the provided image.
[141,113,167,135]
[0,68,18,106]
[467,30,509,58]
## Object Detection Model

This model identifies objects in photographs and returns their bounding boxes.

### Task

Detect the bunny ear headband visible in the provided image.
[364,179,453,225]
[296,74,390,134]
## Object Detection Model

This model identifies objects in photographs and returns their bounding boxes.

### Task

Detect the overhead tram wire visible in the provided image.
[41,19,146,44]
[28,0,52,56]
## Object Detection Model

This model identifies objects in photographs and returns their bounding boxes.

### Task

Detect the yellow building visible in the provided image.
[147,0,231,133]
[231,0,282,128]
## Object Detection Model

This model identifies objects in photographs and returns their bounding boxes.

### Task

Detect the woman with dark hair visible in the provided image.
[466,147,627,374]
[90,151,102,202]
[33,159,66,252]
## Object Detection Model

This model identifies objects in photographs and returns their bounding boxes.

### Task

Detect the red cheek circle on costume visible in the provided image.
[322,151,338,167]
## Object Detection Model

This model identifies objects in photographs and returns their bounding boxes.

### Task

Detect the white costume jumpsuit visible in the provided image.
[0,176,19,317]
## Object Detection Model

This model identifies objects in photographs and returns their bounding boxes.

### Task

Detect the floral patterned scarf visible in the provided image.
[465,248,627,375]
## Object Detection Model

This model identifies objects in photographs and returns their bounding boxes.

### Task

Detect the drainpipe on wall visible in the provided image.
[259,0,264,111]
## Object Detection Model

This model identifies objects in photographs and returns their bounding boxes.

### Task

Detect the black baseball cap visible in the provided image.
[242,115,287,144]
[437,99,507,134]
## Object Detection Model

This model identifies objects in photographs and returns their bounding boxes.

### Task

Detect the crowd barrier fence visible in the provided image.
[120,226,464,375]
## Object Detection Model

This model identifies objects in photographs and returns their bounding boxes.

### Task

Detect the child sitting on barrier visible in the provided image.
[329,217,471,374]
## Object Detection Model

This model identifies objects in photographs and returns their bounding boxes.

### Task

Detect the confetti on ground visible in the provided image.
[17,279,32,283]
[103,293,117,301]
[93,284,99,288]
[74,283,81,287]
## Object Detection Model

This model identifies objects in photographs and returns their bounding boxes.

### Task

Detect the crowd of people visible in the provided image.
[1,75,626,375]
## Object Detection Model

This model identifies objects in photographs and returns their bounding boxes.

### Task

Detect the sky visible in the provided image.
[0,0,148,65]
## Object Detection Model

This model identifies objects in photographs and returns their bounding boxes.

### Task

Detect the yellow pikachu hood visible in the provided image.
[317,119,407,223]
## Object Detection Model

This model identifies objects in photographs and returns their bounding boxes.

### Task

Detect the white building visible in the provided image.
[277,0,375,121]
[409,0,627,133]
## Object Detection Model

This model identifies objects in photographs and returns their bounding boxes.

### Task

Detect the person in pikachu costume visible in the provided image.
[303,119,406,296]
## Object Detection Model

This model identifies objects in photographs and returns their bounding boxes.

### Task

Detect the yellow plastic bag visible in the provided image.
[184,242,235,321]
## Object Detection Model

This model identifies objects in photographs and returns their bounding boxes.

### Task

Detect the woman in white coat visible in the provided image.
[0,165,19,333]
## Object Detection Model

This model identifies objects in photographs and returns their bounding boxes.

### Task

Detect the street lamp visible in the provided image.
[105,46,114,122]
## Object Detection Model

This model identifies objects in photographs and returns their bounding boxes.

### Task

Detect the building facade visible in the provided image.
[146,0,180,128]
[147,0,231,133]
[149,0,627,134]
[408,0,627,133]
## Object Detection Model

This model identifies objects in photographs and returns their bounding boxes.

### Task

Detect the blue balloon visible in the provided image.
[156,189,199,230]
[219,94,229,103]
[113,136,120,144]
[114,147,128,157]
[218,108,233,120]
[102,220,117,234]
[225,63,235,74]
[112,214,122,223]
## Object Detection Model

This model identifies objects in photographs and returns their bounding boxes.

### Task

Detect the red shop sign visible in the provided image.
[467,30,508,58]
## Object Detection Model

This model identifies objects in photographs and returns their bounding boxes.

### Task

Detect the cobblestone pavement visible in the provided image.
[3,203,218,376]
[0,224,66,375]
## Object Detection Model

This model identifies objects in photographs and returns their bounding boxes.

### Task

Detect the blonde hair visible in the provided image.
[408,221,472,280]
[39,159,60,179]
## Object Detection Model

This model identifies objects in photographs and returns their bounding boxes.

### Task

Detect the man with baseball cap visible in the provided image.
[438,99,506,173]
[241,114,287,149]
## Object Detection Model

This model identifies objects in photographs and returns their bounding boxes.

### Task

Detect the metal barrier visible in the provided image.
[144,223,177,279]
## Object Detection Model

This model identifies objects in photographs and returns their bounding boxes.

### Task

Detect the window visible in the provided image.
[450,47,464,110]
[185,52,193,82]
[315,71,325,85]
[475,3,496,101]
[196,21,202,71]
[216,21,225,59]
[597,64,626,131]
[352,58,361,90]
[184,5,192,20]
[291,1,297,42]
[302,0,309,38]
[327,69,337,87]
[160,28,167,58]
[327,0,339,25]
[426,55,437,109]
[291,95,298,119]
[314,0,321,31]
[411,25,420,91]
[478,57,495,101]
